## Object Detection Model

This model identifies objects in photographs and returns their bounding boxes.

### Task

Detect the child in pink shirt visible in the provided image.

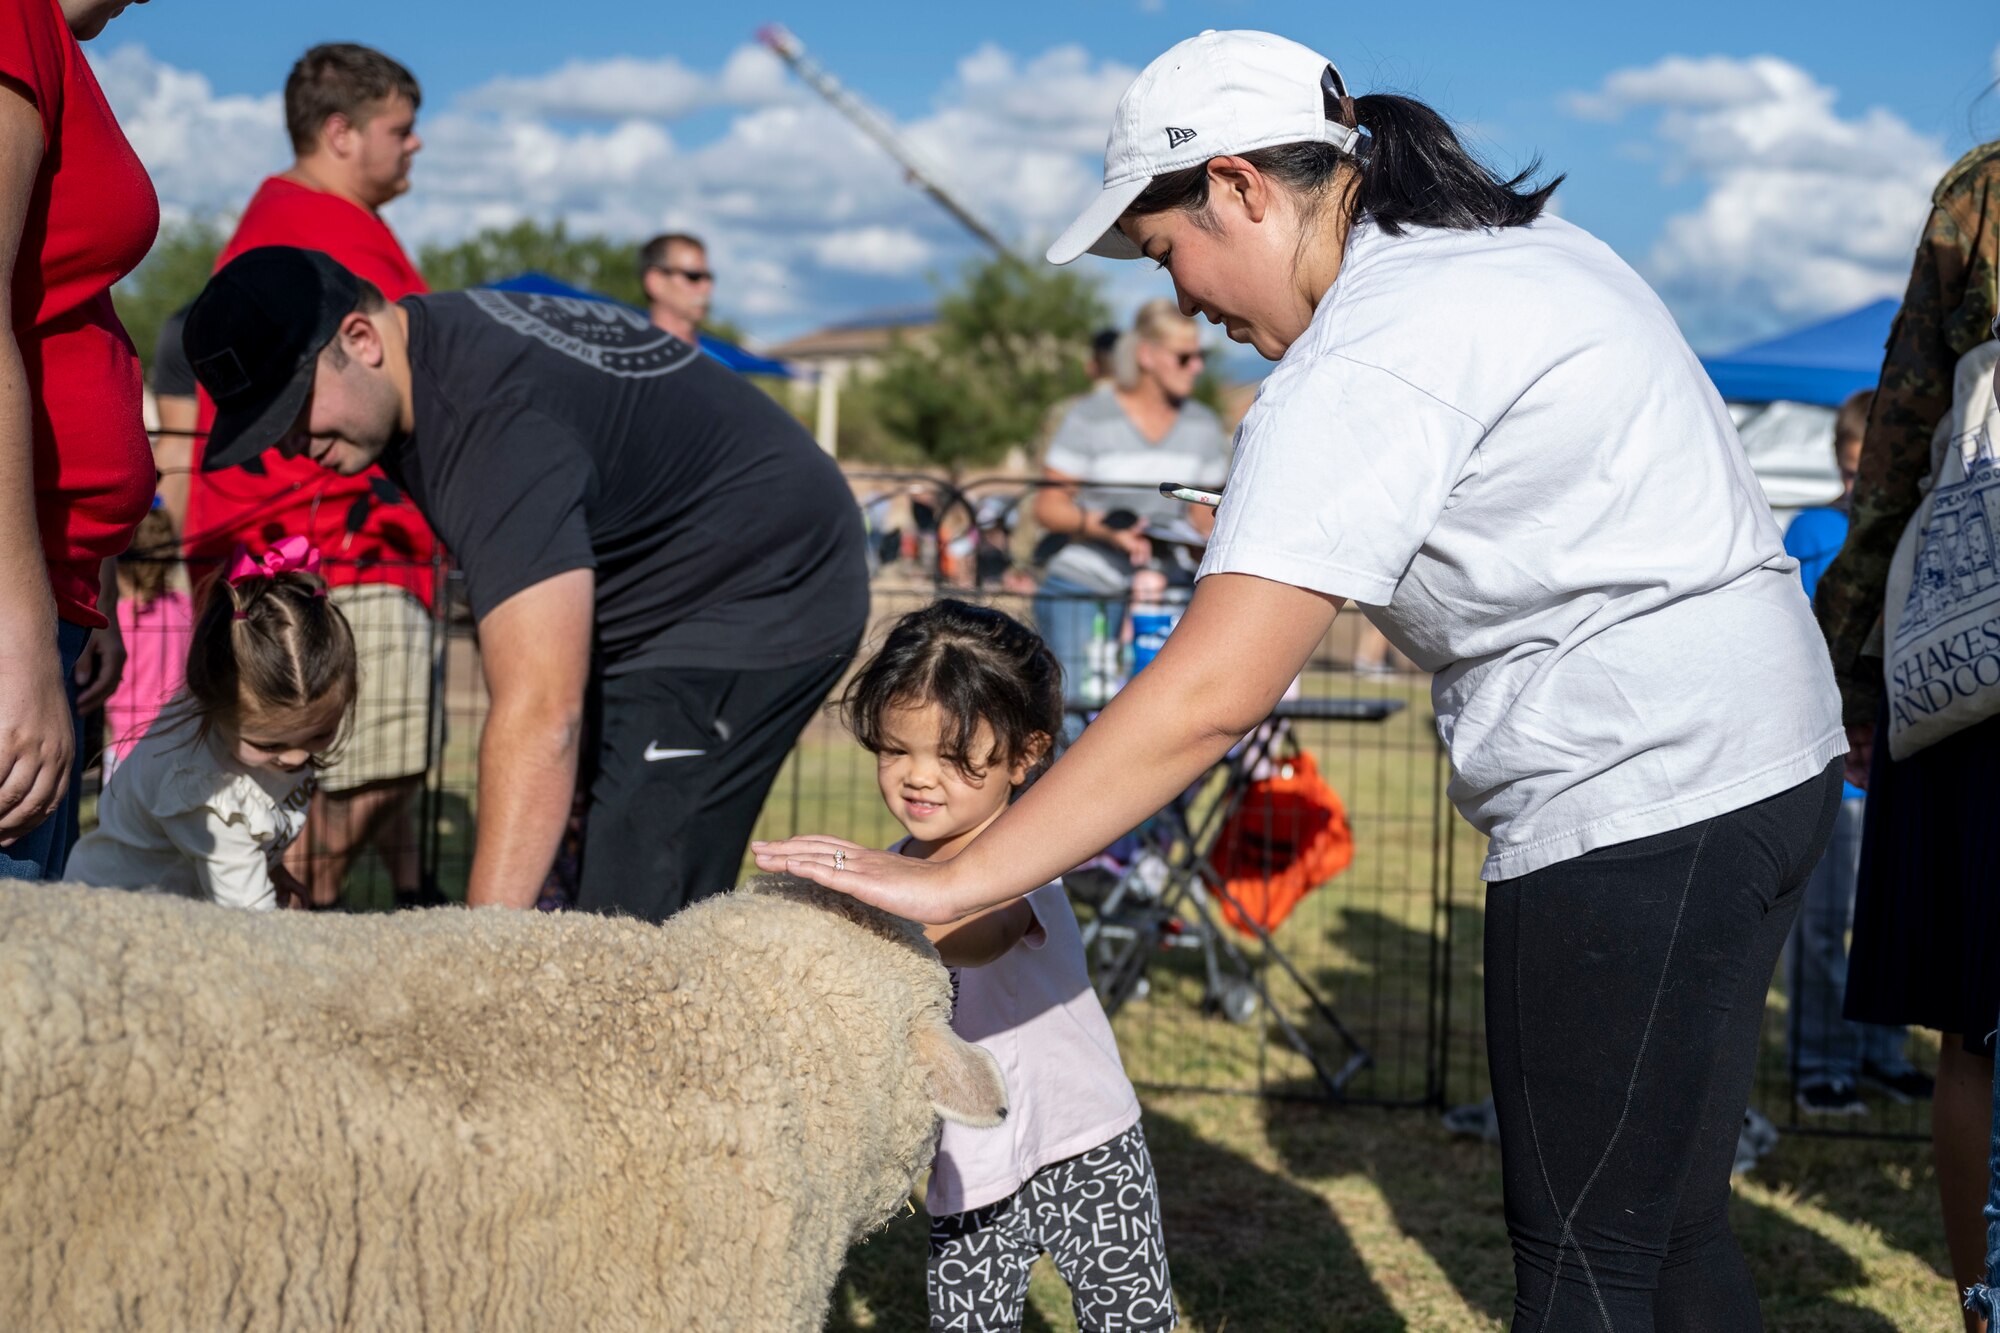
[843,599,1175,1332]
[103,500,194,770]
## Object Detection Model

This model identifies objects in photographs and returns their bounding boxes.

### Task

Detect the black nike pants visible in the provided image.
[575,648,854,923]
[1484,760,1840,1332]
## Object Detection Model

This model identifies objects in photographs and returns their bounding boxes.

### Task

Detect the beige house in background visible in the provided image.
[765,307,937,453]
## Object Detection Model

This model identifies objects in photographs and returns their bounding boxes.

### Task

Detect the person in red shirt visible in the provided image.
[0,0,159,879]
[183,43,438,908]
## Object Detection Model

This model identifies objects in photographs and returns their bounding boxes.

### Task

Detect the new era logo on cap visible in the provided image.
[1048,31,1366,265]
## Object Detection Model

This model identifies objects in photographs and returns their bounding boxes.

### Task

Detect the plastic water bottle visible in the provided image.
[1129,583,1185,677]
[1084,607,1120,705]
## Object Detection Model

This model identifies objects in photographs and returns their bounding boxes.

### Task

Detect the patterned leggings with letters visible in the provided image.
[926,1122,1175,1332]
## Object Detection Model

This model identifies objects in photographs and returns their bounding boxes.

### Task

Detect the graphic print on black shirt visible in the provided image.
[461,290,705,378]
[383,290,867,673]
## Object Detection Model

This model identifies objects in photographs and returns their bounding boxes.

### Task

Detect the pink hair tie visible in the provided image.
[226,536,326,617]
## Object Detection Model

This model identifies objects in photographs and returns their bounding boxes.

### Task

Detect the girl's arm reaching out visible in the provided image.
[925,897,1036,969]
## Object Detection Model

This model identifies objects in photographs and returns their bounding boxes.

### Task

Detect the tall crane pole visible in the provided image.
[755,24,1014,260]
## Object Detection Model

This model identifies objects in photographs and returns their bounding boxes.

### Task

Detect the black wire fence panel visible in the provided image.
[88,478,1935,1139]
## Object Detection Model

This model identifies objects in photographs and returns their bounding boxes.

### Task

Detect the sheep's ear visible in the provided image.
[911,1019,1008,1128]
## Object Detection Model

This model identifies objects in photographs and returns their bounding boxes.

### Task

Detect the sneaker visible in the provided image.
[1797,1081,1869,1117]
[1734,1109,1780,1175]
[1860,1063,1936,1104]
[1442,1097,1500,1144]
[1741,1107,1780,1158]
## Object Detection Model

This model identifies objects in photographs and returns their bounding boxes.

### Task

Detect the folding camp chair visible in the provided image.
[1068,695,1403,1099]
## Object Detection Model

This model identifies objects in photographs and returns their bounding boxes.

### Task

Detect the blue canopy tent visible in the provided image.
[1700,298,1897,407]
[1700,298,1900,514]
[482,272,795,378]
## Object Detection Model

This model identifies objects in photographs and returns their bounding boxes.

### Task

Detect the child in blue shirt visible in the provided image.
[1782,388,1931,1115]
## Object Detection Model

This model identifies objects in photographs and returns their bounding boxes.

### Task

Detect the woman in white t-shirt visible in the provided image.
[1031,299,1231,704]
[759,30,1843,1330]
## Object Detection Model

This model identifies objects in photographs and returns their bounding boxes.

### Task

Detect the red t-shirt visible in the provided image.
[0,0,160,628]
[184,177,438,608]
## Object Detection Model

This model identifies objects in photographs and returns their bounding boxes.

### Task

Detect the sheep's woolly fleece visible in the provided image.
[0,876,1005,1331]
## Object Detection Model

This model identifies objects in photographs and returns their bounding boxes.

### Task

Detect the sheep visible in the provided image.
[0,874,1006,1331]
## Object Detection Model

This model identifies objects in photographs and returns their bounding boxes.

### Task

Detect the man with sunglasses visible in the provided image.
[639,232,714,345]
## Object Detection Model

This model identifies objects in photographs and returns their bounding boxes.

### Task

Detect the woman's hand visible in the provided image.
[1843,722,1872,792]
[270,863,310,911]
[73,622,124,713]
[751,835,978,925]
[1106,520,1153,566]
[0,650,74,844]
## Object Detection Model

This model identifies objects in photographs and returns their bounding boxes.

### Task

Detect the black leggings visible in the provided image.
[1485,762,1840,1332]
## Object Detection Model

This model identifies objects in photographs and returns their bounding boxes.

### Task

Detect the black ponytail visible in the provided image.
[1347,94,1559,233]
[1127,89,1561,238]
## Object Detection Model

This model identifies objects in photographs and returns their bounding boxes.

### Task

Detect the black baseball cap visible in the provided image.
[186,246,360,472]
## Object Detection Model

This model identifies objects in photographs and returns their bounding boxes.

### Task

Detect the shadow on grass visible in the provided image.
[831,1105,1408,1332]
[1262,1097,1513,1324]
[1261,891,1922,1330]
[828,1200,1059,1333]
[1255,1094,1916,1331]
[1749,1135,1954,1284]
[1734,1183,1906,1332]
[1147,1105,1407,1331]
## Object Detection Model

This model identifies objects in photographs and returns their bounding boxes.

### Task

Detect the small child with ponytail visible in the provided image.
[69,538,358,911]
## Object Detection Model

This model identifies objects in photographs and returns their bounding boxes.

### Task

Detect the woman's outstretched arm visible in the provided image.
[755,572,1341,922]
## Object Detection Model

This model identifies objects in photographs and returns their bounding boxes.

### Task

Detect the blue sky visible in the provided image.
[100,1,2000,353]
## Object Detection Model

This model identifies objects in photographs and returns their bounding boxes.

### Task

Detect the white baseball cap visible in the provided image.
[1047,30,1362,266]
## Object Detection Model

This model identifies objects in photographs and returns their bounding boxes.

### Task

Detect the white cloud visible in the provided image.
[95,39,1144,340]
[1571,54,1946,348]
[812,226,935,276]
[86,45,281,222]
[459,44,790,120]
[1567,55,1810,120]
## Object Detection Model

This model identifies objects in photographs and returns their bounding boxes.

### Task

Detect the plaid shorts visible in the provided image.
[321,584,438,792]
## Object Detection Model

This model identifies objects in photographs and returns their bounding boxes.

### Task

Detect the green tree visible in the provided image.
[418,218,651,307]
[419,218,752,345]
[872,254,1107,472]
[112,217,226,387]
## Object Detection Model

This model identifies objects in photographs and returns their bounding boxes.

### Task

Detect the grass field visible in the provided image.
[824,1096,1954,1331]
[396,603,1957,1331]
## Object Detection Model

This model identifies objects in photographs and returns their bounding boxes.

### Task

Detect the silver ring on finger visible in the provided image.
[834,849,846,872]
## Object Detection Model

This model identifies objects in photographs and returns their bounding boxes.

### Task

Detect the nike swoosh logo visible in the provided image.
[643,744,707,762]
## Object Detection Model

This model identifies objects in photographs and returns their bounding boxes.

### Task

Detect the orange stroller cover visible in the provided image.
[1205,749,1354,938]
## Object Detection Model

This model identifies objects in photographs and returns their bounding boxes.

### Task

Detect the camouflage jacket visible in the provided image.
[1815,140,2000,724]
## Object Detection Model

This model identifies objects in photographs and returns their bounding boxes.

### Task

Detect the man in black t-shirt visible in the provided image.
[183,246,868,921]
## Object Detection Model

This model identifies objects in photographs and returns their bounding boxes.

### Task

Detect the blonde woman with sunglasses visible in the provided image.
[1031,298,1229,704]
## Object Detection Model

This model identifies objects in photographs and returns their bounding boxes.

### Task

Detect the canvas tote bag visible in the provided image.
[1881,330,2000,760]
